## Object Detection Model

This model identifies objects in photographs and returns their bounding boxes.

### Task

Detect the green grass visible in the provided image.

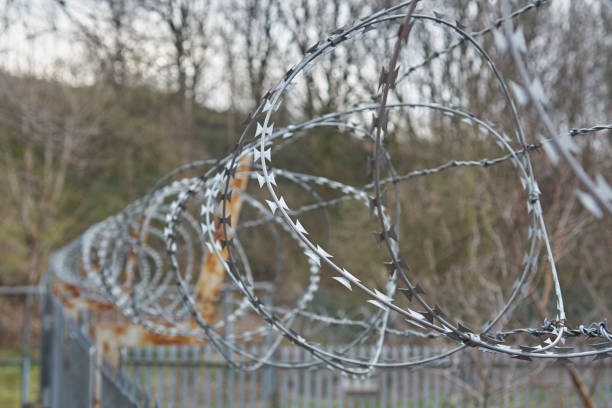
[0,349,40,408]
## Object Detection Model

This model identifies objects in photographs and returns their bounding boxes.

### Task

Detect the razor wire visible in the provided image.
[47,0,612,375]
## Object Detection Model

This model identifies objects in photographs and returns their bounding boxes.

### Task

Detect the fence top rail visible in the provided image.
[122,343,612,370]
[0,285,45,296]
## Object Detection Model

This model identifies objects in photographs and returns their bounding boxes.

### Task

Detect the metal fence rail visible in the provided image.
[122,343,612,408]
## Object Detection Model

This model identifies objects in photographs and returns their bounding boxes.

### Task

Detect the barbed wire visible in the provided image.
[48,0,612,374]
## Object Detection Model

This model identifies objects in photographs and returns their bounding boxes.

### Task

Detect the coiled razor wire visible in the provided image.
[48,0,612,374]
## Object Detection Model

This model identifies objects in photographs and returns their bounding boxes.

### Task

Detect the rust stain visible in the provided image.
[65,298,116,311]
[112,325,128,336]
[53,282,80,298]
[54,155,253,371]
[124,219,145,287]
[141,330,204,346]
[95,322,206,366]
[195,154,251,324]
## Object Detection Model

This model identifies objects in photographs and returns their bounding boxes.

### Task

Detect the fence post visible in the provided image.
[40,291,53,408]
[262,287,280,407]
[20,292,33,407]
[79,309,90,334]
[88,345,97,408]
[223,288,234,407]
[50,296,65,408]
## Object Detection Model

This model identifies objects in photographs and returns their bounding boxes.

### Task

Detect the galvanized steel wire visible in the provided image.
[48,0,612,374]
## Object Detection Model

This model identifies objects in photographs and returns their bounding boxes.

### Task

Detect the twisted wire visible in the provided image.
[48,0,612,374]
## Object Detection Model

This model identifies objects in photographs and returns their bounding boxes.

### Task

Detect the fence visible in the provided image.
[0,285,44,407]
[121,342,612,408]
[39,293,142,408]
[3,288,612,407]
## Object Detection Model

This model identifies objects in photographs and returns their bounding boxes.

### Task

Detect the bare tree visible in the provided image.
[144,0,210,109]
[52,0,143,87]
[222,0,277,107]
[0,73,102,285]
[278,0,368,117]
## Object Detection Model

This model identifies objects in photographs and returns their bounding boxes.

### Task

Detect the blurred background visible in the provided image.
[0,0,610,406]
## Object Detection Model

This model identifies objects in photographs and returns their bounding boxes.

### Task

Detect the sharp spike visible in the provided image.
[457,322,474,333]
[511,355,532,362]
[383,261,395,275]
[398,287,413,302]
[433,304,447,319]
[373,231,384,246]
[398,257,409,270]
